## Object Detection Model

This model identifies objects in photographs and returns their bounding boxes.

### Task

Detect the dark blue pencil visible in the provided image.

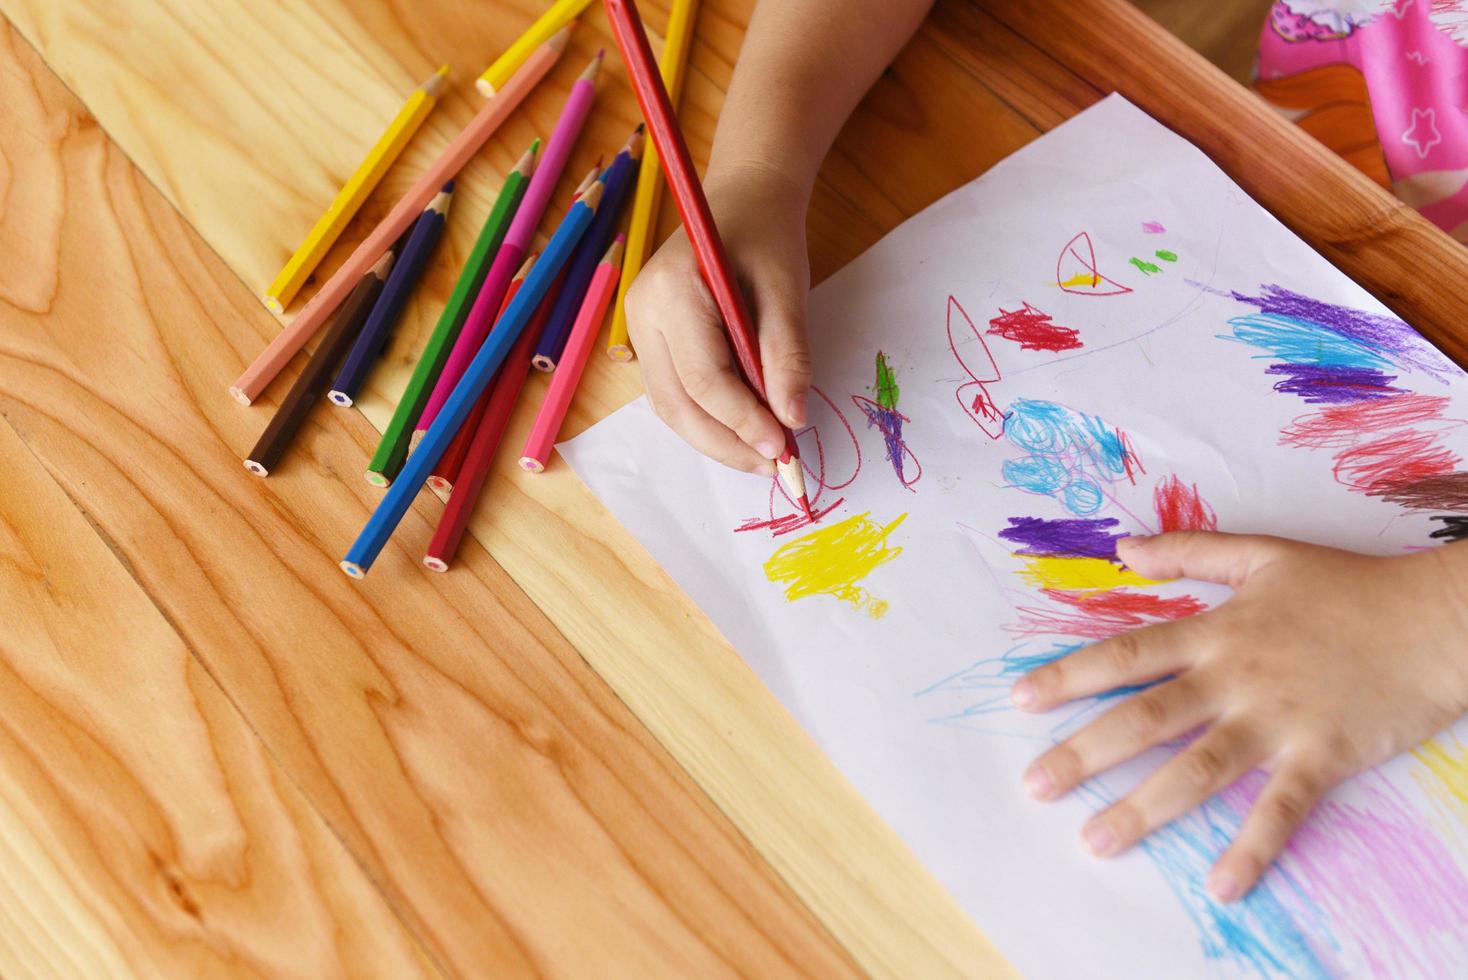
[532,131,642,372]
[340,181,606,578]
[328,182,454,407]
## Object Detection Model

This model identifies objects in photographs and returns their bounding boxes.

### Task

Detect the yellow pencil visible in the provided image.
[606,0,699,360]
[476,0,596,97]
[263,66,449,314]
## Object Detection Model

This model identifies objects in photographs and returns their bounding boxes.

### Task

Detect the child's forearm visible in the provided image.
[706,0,934,199]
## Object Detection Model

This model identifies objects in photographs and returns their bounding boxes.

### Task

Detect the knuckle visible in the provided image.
[681,367,719,402]
[770,343,813,378]
[1103,632,1144,676]
[1124,691,1170,740]
[1179,742,1228,791]
[1261,788,1311,831]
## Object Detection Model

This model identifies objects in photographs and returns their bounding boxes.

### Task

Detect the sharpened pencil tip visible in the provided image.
[421,66,450,97]
[547,23,575,55]
[578,180,605,211]
[579,51,604,83]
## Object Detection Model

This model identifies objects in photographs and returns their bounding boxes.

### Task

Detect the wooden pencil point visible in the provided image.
[514,141,542,176]
[573,165,601,199]
[578,181,605,211]
[421,66,451,98]
[579,51,604,84]
[625,127,646,160]
[547,23,575,54]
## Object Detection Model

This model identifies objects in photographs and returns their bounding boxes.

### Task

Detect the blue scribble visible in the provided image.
[1001,400,1137,516]
[1222,313,1395,372]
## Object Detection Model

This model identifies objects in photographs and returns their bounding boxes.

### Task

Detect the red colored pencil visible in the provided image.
[426,254,534,492]
[423,280,556,572]
[602,0,813,519]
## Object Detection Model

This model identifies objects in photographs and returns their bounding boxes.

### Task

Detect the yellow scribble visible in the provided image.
[1059,273,1101,289]
[1414,736,1468,811]
[764,512,907,619]
[1015,555,1162,593]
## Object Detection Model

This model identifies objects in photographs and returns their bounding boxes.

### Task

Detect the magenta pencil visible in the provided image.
[519,236,624,472]
[415,52,603,435]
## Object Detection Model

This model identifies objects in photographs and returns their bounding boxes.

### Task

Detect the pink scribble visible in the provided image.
[1143,221,1166,234]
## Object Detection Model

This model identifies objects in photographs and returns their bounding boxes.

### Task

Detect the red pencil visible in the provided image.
[602,0,813,519]
[426,254,535,492]
[423,279,555,572]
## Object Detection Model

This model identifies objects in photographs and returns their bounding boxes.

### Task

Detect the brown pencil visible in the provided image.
[244,251,396,477]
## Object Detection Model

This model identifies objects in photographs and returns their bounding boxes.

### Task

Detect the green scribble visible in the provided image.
[874,350,900,411]
[1155,250,1179,263]
[1129,257,1162,276]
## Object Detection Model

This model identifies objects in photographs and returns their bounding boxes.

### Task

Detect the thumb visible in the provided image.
[1117,531,1282,588]
[755,280,813,430]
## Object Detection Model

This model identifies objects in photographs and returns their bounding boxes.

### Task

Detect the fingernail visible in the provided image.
[755,439,782,460]
[1083,823,1117,856]
[755,461,775,477]
[1010,679,1036,708]
[1208,871,1242,903]
[785,394,807,427]
[1118,534,1152,551]
[1024,766,1054,800]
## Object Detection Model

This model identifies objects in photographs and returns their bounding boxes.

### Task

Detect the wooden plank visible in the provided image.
[0,21,862,977]
[0,418,436,977]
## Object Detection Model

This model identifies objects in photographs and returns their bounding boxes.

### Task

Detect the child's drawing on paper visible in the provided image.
[762,512,906,619]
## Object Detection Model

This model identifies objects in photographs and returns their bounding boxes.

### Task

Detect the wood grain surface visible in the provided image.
[0,20,864,978]
[4,0,1468,975]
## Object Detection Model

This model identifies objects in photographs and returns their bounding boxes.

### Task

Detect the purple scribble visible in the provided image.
[1265,364,1403,404]
[1233,285,1454,380]
[854,399,921,490]
[998,516,1126,560]
[1221,769,1468,976]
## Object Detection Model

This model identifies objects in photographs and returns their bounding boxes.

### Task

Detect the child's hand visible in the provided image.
[625,165,813,475]
[1010,532,1468,902]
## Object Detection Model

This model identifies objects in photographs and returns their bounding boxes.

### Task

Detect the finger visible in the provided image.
[753,276,813,429]
[660,267,788,460]
[1079,723,1262,858]
[1117,531,1286,588]
[1207,762,1330,902]
[1023,677,1214,801]
[1011,618,1201,712]
[639,333,773,475]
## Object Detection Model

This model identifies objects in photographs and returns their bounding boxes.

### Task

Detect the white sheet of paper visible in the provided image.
[561,96,1468,978]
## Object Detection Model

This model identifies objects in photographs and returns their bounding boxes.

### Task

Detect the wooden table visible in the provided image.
[1,1,1462,975]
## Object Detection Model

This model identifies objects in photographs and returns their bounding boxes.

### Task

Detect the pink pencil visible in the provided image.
[415,51,603,434]
[520,236,624,472]
[228,28,573,406]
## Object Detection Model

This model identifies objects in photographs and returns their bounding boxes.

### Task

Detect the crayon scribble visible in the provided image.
[947,295,1010,438]
[1009,587,1206,639]
[1154,475,1220,532]
[1130,257,1163,276]
[1016,555,1161,593]
[1143,221,1167,234]
[1156,250,1179,263]
[1413,736,1468,859]
[737,387,860,537]
[1002,399,1143,516]
[1057,231,1133,296]
[998,516,1127,560]
[852,351,921,490]
[986,302,1083,353]
[763,512,906,619]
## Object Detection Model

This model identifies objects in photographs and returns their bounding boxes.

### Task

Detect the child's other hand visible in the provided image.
[1010,532,1468,902]
[625,164,813,475]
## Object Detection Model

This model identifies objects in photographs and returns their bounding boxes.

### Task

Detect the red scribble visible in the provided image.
[1056,231,1133,297]
[736,385,862,537]
[1280,394,1453,449]
[1120,430,1145,485]
[1153,475,1219,532]
[1332,429,1461,493]
[947,295,1009,438]
[1009,588,1206,640]
[986,302,1083,353]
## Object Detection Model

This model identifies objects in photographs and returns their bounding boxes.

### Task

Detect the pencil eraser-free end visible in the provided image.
[531,356,555,373]
[519,457,545,473]
[422,556,449,573]
[328,391,353,407]
[364,471,390,488]
[340,561,366,579]
[229,386,252,406]
[607,346,633,362]
[243,459,269,477]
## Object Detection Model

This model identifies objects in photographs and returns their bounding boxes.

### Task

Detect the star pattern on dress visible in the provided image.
[1406,50,1430,66]
[1390,0,1416,20]
[1402,107,1443,159]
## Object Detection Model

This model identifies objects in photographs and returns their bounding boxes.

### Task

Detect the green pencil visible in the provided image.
[365,139,540,486]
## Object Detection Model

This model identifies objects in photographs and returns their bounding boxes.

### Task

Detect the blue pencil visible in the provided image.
[341,181,606,577]
[328,182,454,407]
[532,130,642,371]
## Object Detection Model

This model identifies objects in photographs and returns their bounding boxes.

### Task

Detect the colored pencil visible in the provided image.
[229,27,572,406]
[264,66,448,315]
[532,128,641,371]
[365,142,540,487]
[416,52,603,434]
[328,183,453,407]
[521,237,624,471]
[341,182,604,578]
[607,0,699,360]
[422,279,556,572]
[244,251,396,477]
[603,0,813,518]
[476,0,596,97]
[427,254,536,492]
